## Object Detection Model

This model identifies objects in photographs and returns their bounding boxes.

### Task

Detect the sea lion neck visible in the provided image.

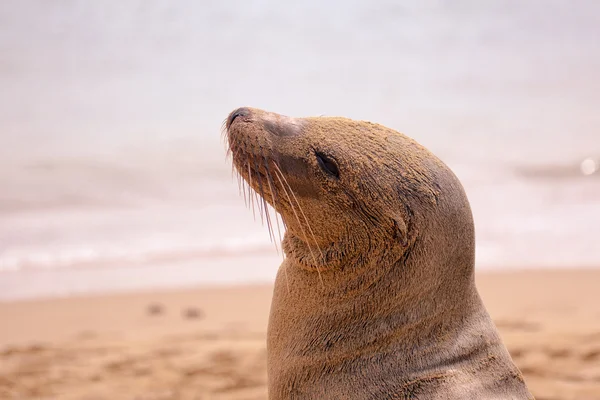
[267,252,488,397]
[279,223,476,307]
[279,217,399,273]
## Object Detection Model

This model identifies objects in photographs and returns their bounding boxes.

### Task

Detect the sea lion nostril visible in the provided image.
[229,107,249,125]
[230,111,242,123]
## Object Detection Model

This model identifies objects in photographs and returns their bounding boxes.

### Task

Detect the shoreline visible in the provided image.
[1,262,598,303]
[1,269,599,399]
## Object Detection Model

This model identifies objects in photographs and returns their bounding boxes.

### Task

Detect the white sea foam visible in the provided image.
[0,235,275,272]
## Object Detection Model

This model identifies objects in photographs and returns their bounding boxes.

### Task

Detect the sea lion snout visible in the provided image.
[227,107,304,138]
[227,107,250,128]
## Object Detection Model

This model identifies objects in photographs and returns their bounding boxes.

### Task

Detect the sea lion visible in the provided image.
[224,107,533,400]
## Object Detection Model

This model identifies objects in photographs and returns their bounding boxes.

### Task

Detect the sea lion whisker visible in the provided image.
[252,157,288,288]
[227,142,245,204]
[273,163,324,259]
[221,116,232,141]
[235,149,252,209]
[246,154,257,221]
[235,150,248,208]
[224,140,230,158]
[273,167,319,286]
[273,166,324,287]
[230,152,239,181]
[253,159,265,226]
[261,157,288,290]
[240,171,249,208]
[253,155,272,238]
[263,156,285,253]
[227,135,243,169]
[225,134,234,158]
[261,174,279,253]
[264,200,275,244]
[254,190,263,224]
[235,167,242,198]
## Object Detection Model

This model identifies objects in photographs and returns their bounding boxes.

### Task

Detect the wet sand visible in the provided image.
[1,269,599,400]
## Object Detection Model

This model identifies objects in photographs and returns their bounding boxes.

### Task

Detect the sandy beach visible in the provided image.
[0,269,598,400]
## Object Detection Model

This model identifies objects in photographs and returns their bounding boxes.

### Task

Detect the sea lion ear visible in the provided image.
[391,216,409,247]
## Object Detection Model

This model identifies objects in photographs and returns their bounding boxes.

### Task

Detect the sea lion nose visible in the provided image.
[228,107,250,126]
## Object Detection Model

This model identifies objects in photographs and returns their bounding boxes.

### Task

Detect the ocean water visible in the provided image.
[1,1,599,300]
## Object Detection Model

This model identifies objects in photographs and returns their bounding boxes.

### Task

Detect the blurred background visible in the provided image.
[1,0,599,300]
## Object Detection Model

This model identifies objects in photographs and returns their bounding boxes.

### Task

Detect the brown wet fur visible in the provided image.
[224,107,534,400]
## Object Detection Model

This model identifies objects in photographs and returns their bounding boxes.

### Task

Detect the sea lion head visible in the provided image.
[224,107,475,284]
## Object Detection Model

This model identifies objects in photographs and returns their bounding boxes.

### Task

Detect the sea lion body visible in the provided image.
[225,107,533,399]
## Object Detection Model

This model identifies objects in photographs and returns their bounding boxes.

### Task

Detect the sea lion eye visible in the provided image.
[315,151,339,178]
